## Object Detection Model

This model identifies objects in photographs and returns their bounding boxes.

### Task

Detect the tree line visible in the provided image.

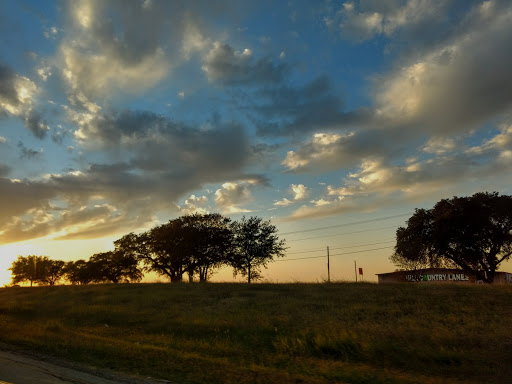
[9,214,286,286]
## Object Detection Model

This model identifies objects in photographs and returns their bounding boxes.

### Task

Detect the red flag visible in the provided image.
[359,268,363,275]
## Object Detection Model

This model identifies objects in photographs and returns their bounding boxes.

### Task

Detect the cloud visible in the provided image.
[17,142,43,160]
[286,126,512,220]
[291,184,308,200]
[326,0,454,42]
[274,0,512,177]
[274,183,308,206]
[0,106,257,243]
[72,109,250,179]
[57,0,214,106]
[282,131,394,172]
[0,61,49,138]
[214,181,255,213]
[373,1,512,136]
[179,194,209,215]
[202,42,289,86]
[423,137,456,154]
[253,75,367,137]
[274,198,293,207]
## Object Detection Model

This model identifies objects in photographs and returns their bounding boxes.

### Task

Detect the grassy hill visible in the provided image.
[0,283,511,383]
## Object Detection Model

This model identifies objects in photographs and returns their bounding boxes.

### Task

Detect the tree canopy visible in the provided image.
[230,216,287,283]
[392,192,512,283]
[115,213,236,283]
[9,255,66,286]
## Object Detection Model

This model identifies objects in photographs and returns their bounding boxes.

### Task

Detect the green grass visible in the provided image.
[0,283,511,383]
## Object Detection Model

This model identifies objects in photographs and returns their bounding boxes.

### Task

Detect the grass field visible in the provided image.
[0,283,511,384]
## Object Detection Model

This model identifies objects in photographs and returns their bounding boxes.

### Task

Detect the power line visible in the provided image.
[276,254,326,262]
[330,245,394,256]
[286,225,399,242]
[285,239,395,255]
[280,213,410,236]
[329,240,395,251]
[277,245,394,262]
[286,248,324,255]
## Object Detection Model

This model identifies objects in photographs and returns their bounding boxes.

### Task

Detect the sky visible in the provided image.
[1,0,512,285]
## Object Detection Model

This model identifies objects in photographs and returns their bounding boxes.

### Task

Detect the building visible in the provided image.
[376,268,512,284]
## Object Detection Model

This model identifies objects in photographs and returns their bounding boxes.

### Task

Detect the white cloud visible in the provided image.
[291,184,307,200]
[311,198,331,207]
[0,63,49,138]
[56,0,215,104]
[179,194,209,215]
[274,198,292,207]
[214,182,253,213]
[274,184,308,207]
[373,2,512,136]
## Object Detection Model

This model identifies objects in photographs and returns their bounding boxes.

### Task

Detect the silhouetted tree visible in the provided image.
[115,214,235,283]
[115,226,188,283]
[39,259,66,285]
[89,250,142,283]
[393,192,512,283]
[64,259,95,285]
[179,213,234,282]
[229,216,286,284]
[9,255,47,286]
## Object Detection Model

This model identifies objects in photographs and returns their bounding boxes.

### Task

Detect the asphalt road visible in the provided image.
[0,350,171,384]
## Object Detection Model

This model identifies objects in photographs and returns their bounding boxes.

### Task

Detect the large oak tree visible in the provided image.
[392,192,512,283]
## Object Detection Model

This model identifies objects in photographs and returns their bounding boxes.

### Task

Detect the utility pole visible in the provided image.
[354,260,357,283]
[327,246,330,283]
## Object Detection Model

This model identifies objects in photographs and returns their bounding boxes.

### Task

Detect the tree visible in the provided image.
[39,259,66,285]
[229,216,286,283]
[392,192,512,283]
[88,251,142,283]
[64,260,95,285]
[115,214,234,283]
[179,213,234,282]
[115,226,189,283]
[9,255,45,286]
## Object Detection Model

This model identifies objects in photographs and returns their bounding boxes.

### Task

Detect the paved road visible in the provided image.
[0,350,171,384]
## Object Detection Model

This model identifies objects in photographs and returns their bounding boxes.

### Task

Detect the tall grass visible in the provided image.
[0,283,511,383]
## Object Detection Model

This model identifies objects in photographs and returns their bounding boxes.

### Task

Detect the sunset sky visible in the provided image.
[1,0,512,285]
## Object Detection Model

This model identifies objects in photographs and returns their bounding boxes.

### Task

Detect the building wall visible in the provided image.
[377,268,475,284]
[377,268,512,284]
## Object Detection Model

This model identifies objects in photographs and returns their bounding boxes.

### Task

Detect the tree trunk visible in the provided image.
[170,273,183,283]
[248,263,251,284]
